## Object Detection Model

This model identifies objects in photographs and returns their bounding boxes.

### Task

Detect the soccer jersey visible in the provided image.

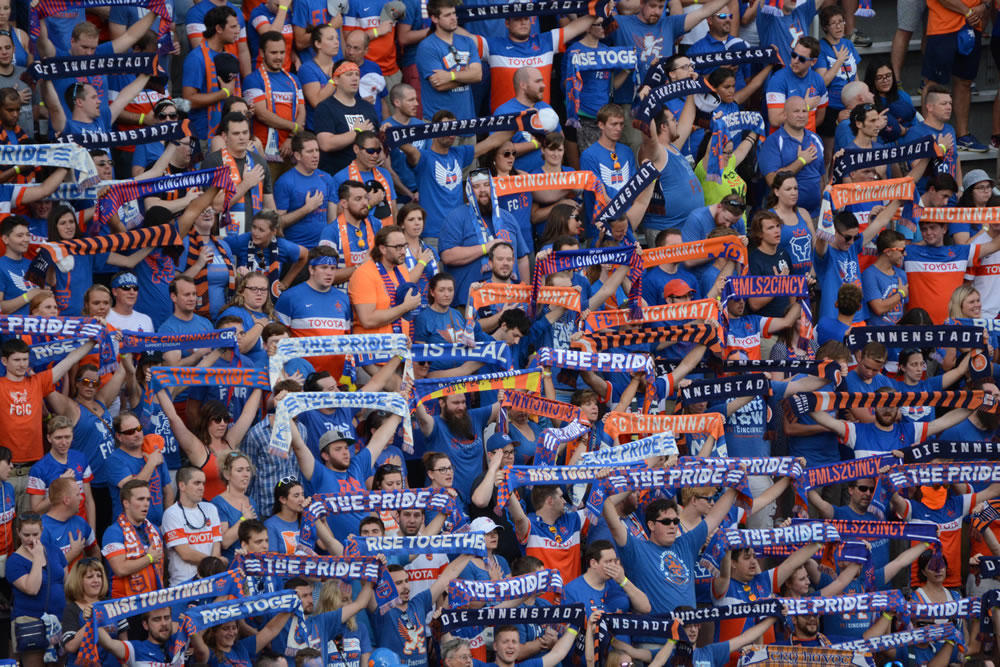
[274,167,335,248]
[861,264,907,326]
[904,243,981,323]
[758,127,824,216]
[486,29,566,111]
[521,511,583,584]
[903,493,973,589]
[725,314,775,361]
[306,449,373,540]
[765,67,829,132]
[27,451,92,518]
[414,145,475,239]
[274,282,351,377]
[714,568,779,656]
[119,640,174,667]
[342,0,398,74]
[612,13,687,80]
[415,33,480,120]
[966,229,1000,318]
[106,448,171,526]
[841,420,929,459]
[405,552,449,598]
[493,98,561,173]
[755,0,815,65]
[162,501,222,584]
[244,69,303,155]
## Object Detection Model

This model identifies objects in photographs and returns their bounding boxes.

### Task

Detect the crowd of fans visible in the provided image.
[0,0,998,665]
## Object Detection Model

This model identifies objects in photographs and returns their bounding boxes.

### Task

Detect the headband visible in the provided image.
[310,255,338,266]
[334,61,361,78]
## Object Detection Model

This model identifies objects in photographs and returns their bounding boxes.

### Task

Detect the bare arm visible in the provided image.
[602,490,630,547]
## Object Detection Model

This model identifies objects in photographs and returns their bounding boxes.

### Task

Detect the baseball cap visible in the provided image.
[318,427,356,451]
[213,53,240,83]
[469,516,503,534]
[359,72,386,101]
[663,279,695,298]
[486,432,512,452]
[111,272,138,289]
[963,168,995,191]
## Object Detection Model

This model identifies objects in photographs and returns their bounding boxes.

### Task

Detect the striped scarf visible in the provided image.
[593,160,661,228]
[585,299,721,331]
[563,47,637,127]
[495,463,629,510]
[723,522,841,549]
[886,462,1000,493]
[493,171,611,219]
[30,0,172,47]
[786,390,995,417]
[534,420,591,465]
[643,236,749,273]
[414,369,541,406]
[0,142,98,185]
[577,431,678,464]
[235,552,382,582]
[530,246,644,319]
[632,78,714,135]
[269,333,411,388]
[97,167,235,227]
[832,625,960,654]
[705,111,765,183]
[448,569,563,607]
[576,323,724,357]
[184,229,235,318]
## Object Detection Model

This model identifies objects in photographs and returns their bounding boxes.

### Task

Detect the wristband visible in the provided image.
[881,612,894,621]
[966,8,974,16]
[619,577,629,587]
[418,259,428,267]
[531,138,540,149]
[13,166,19,175]
[21,293,29,303]
[279,4,288,8]
[372,27,378,37]
[328,78,335,86]
[239,516,246,522]
[223,87,231,97]
[450,70,456,81]
[797,156,807,166]
[38,101,44,107]
[293,122,299,134]
[139,113,145,125]
[939,143,947,153]
[147,553,154,564]
[566,627,578,636]
[481,243,487,255]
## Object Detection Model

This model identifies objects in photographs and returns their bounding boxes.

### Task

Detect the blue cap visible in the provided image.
[111,272,138,289]
[486,432,512,452]
[367,648,403,667]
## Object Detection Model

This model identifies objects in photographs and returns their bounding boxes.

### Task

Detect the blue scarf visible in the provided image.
[795,456,895,504]
[705,111,765,183]
[383,111,545,148]
[97,168,235,227]
[832,624,960,653]
[643,47,777,88]
[410,341,512,369]
[782,590,905,616]
[632,79,713,135]
[439,604,585,632]
[346,533,487,558]
[0,314,115,376]
[832,135,942,182]
[534,420,591,465]
[724,522,840,549]
[32,53,157,78]
[235,553,382,582]
[60,121,187,150]
[531,244,643,319]
[449,569,563,607]
[563,47,637,127]
[901,439,1000,463]
[593,160,661,229]
[119,328,238,354]
[722,275,812,335]
[578,432,678,464]
[844,324,987,350]
[887,462,1000,492]
[679,374,771,404]
[979,557,1000,578]
[791,518,938,544]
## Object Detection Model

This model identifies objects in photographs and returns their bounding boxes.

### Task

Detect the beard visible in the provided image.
[875,412,897,427]
[493,266,513,281]
[443,409,474,440]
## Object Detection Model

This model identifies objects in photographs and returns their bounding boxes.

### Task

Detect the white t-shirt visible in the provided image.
[967,229,1000,319]
[107,308,155,333]
[162,501,222,585]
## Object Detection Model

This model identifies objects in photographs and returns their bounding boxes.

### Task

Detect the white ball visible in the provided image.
[534,107,559,133]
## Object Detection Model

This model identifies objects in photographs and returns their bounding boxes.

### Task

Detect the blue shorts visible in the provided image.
[923,30,982,83]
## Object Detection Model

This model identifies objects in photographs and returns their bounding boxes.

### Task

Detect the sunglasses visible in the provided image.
[211,415,232,424]
[500,150,516,158]
[158,112,178,120]
[277,476,299,487]
[77,378,99,387]
[362,146,382,155]
[653,517,681,526]
[715,11,732,17]
[118,426,142,436]
[791,52,814,62]
[694,494,715,501]
[854,485,875,493]
[116,285,138,292]
[840,233,859,243]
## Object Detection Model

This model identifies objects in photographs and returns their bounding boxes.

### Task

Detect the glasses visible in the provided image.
[158,112,178,120]
[277,476,299,487]
[117,285,138,292]
[383,242,408,250]
[875,72,894,82]
[431,466,453,473]
[653,517,681,526]
[211,415,232,424]
[500,150,516,158]
[715,11,732,17]
[974,183,994,191]
[670,62,694,72]
[244,285,268,293]
[362,146,382,155]
[118,426,142,436]
[77,377,99,387]
[791,52,814,62]
[840,232,859,243]
[695,495,715,502]
[855,485,875,493]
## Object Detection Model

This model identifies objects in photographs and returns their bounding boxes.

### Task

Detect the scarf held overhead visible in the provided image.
[594,160,661,225]
[414,369,541,406]
[148,367,270,394]
[270,391,413,455]
[0,143,98,185]
[643,236,749,273]
[844,324,987,350]
[644,47,778,88]
[577,323,724,357]
[348,533,487,558]
[383,110,544,148]
[269,333,411,387]
[454,0,612,21]
[564,47,637,126]
[586,299,721,331]
[602,410,725,441]
[448,569,563,607]
[501,390,584,425]
[493,172,610,218]
[31,53,157,79]
[832,136,943,182]
[900,439,1000,462]
[828,177,915,208]
[632,79,714,135]
[578,431,678,465]
[886,462,1000,492]
[531,245,643,319]
[679,374,771,404]
[119,328,238,355]
[786,390,995,417]
[235,553,382,582]
[534,420,592,465]
[439,604,586,632]
[97,167,235,227]
[60,121,190,150]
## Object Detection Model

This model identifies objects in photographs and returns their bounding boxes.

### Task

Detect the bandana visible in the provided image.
[679,374,771,404]
[270,391,413,455]
[602,410,725,441]
[235,553,382,582]
[97,168,235,227]
[501,390,584,425]
[414,369,541,406]
[564,47,638,126]
[454,0,613,21]
[786,390,994,417]
[632,79,714,135]
[269,333,411,387]
[832,136,943,182]
[705,112,766,183]
[78,571,244,667]
[642,236,749,272]
[531,245,643,319]
[119,329,239,355]
[172,591,311,658]
[448,569,563,607]
[576,323,724,357]
[578,431,678,464]
[829,176,916,208]
[30,0,172,47]
[832,624,960,654]
[844,324,986,350]
[585,299,721,331]
[901,439,1000,462]
[886,462,1000,492]
[32,53,158,79]
[0,143,98,185]
[593,160,661,227]
[791,518,939,544]
[383,110,546,148]
[148,367,270,394]
[439,604,586,632]
[411,341,512,369]
[534,420,592,465]
[346,533,487,558]
[493,172,610,218]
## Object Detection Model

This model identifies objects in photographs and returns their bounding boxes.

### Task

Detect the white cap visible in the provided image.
[469,516,502,534]
[359,72,386,102]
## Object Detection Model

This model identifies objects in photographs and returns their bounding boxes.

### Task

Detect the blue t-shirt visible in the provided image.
[132,251,175,328]
[426,405,491,503]
[71,403,115,488]
[613,13,687,80]
[218,305,270,368]
[832,504,889,571]
[777,209,814,275]
[274,167,335,248]
[210,494,254,562]
[384,116,426,195]
[563,575,630,614]
[815,237,867,322]
[376,588,432,667]
[758,126,825,216]
[905,121,958,193]
[53,41,115,132]
[178,238,235,320]
[563,42,616,118]
[265,514,302,554]
[755,0,815,66]
[207,635,256,667]
[650,147,704,231]
[415,33,481,121]
[181,44,228,142]
[620,519,708,622]
[494,98,561,174]
[861,264,907,326]
[306,448,374,540]
[307,608,372,667]
[0,255,34,315]
[439,206,526,306]
[106,448,171,526]
[53,253,102,316]
[223,233,301,276]
[816,316,850,346]
[642,266,699,306]
[7,543,66,619]
[414,145,475,239]
[818,37,859,109]
[41,513,94,561]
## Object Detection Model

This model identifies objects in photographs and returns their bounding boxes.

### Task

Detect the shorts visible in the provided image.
[896,0,924,33]
[816,106,841,137]
[923,30,982,84]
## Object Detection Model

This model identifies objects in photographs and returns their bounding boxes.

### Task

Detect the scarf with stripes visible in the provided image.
[184,229,235,318]
[722,275,812,340]
[794,455,895,505]
[269,333,411,387]
[643,236,749,272]
[790,517,938,543]
[448,569,563,607]
[60,120,188,150]
[0,142,98,185]
[886,462,1000,492]
[495,463,627,509]
[493,171,610,218]
[564,47,637,126]
[679,373,771,404]
[602,410,726,441]
[439,604,586,632]
[576,323,724,357]
[534,420,592,465]
[501,390,583,426]
[30,0,172,47]
[345,533,487,558]
[97,167,235,227]
[383,110,545,148]
[632,78,714,135]
[844,324,987,350]
[578,431,678,465]
[148,367,269,395]
[119,329,238,355]
[0,314,115,375]
[705,111,765,183]
[972,499,1000,534]
[531,245,643,319]
[269,390,413,455]
[585,299,721,331]
[724,522,841,549]
[786,390,994,417]
[593,160,661,227]
[831,624,960,654]
[832,136,942,182]
[415,369,541,406]
[454,0,613,21]
[784,590,905,616]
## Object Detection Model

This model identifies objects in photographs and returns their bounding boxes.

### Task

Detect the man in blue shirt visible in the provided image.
[641,103,704,246]
[580,103,636,226]
[494,67,563,174]
[564,539,651,616]
[158,276,215,367]
[490,625,577,667]
[415,394,499,503]
[416,0,482,120]
[756,0,836,66]
[809,479,890,568]
[758,96,825,217]
[764,37,829,134]
[274,132,336,248]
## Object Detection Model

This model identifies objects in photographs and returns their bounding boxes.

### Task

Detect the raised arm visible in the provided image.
[155,389,207,464]
[602,490,631,547]
[428,554,474,600]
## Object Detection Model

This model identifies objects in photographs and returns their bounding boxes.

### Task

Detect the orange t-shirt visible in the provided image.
[348,260,412,337]
[0,369,54,463]
[927,0,978,35]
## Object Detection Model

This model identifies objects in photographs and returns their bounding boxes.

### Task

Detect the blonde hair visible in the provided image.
[317,580,358,631]
[948,284,980,319]
[679,486,718,505]
[65,558,108,602]
[220,451,256,484]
